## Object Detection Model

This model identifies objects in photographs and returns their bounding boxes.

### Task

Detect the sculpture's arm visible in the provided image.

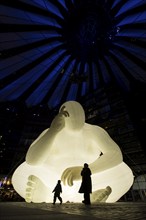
[61,125,123,186]
[26,128,56,165]
[26,107,69,165]
[89,126,123,174]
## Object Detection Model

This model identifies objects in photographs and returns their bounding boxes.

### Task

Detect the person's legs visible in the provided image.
[58,196,62,204]
[84,193,91,205]
[53,194,57,204]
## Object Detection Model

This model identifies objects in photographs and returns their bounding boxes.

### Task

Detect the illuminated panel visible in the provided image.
[12,101,134,203]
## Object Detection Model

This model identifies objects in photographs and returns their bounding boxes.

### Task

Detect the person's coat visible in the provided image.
[53,182,62,196]
[79,167,92,193]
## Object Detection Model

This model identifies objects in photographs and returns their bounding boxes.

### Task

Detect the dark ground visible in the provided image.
[0,202,146,220]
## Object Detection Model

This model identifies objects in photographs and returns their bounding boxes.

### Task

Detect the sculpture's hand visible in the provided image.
[50,106,69,133]
[61,166,82,186]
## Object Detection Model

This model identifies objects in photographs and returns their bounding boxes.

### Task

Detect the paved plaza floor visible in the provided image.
[0,202,146,220]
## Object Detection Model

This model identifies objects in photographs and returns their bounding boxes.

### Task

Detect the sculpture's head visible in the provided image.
[59,101,85,130]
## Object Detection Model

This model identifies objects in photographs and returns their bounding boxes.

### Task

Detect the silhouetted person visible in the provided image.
[79,163,92,205]
[52,180,62,204]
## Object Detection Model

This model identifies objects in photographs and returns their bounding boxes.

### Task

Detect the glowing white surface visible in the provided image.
[12,101,134,203]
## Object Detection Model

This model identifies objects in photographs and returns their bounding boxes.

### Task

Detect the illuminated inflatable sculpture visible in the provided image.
[12,101,134,203]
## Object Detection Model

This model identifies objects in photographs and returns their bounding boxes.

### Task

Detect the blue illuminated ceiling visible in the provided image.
[0,0,146,108]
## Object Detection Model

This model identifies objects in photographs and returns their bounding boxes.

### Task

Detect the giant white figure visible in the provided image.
[12,101,134,203]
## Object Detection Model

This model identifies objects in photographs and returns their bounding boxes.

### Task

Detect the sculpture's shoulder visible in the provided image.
[84,123,107,134]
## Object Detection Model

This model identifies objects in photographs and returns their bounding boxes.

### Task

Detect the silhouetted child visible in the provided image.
[52,180,62,204]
